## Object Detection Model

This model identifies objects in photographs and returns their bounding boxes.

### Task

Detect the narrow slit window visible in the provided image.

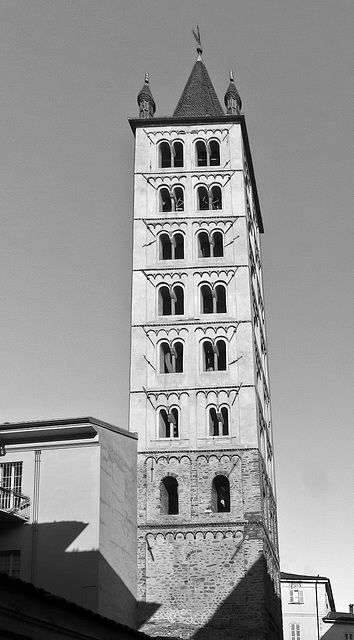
[173,141,184,168]
[196,140,207,167]
[211,475,230,512]
[209,140,220,166]
[173,186,184,211]
[159,233,172,260]
[198,232,211,258]
[209,407,229,436]
[160,187,172,212]
[197,186,209,210]
[215,284,227,313]
[160,477,179,514]
[211,185,222,210]
[159,142,171,168]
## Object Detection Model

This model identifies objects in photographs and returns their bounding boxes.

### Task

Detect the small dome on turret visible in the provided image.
[137,73,156,119]
[224,70,242,115]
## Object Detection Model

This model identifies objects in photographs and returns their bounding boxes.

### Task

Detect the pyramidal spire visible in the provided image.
[173,28,224,118]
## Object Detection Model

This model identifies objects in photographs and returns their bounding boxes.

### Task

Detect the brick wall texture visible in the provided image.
[137,449,282,639]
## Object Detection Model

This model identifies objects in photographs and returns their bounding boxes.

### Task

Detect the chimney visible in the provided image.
[349,604,354,614]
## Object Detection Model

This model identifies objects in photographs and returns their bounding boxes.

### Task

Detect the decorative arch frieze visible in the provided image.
[144,527,244,542]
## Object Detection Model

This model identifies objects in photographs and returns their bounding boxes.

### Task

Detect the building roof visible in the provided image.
[173,57,224,118]
[0,416,138,446]
[323,611,354,624]
[281,571,330,582]
[0,573,159,638]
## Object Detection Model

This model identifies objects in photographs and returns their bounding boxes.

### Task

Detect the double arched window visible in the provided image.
[160,476,179,514]
[158,141,184,169]
[197,230,223,258]
[200,284,227,314]
[209,406,229,436]
[158,285,184,316]
[211,475,230,512]
[159,233,184,260]
[202,339,226,372]
[159,408,179,438]
[197,185,222,210]
[195,140,220,167]
[159,187,184,213]
[160,341,183,373]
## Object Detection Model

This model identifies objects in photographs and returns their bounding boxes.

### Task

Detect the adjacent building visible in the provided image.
[0,417,137,628]
[281,572,335,640]
[129,37,282,639]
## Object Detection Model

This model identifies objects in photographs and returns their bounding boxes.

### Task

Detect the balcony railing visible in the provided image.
[0,486,30,521]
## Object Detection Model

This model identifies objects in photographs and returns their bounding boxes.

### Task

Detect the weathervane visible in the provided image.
[192,25,203,56]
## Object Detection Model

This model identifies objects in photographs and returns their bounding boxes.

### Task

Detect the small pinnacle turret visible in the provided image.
[137,73,156,119]
[224,69,242,115]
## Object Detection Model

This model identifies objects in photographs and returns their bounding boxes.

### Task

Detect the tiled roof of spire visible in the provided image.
[173,58,224,118]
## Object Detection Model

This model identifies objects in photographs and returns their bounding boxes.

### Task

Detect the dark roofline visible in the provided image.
[281,572,336,611]
[323,611,354,624]
[281,571,330,582]
[0,416,137,441]
[0,573,161,638]
[128,114,264,233]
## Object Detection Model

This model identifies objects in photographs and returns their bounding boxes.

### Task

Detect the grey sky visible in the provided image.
[1,0,353,611]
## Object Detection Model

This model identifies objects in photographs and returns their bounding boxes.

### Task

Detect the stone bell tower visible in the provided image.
[129,34,282,640]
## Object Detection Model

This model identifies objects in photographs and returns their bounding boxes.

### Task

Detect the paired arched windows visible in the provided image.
[158,285,184,316]
[197,185,222,210]
[159,408,179,438]
[160,477,179,514]
[158,141,184,169]
[211,475,230,512]
[159,186,184,213]
[197,230,223,258]
[160,341,183,373]
[200,284,227,314]
[209,406,229,436]
[159,233,184,260]
[195,140,220,167]
[202,339,226,372]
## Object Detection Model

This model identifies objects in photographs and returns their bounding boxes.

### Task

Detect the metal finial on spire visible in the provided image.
[192,26,203,56]
[229,69,234,83]
[144,72,149,85]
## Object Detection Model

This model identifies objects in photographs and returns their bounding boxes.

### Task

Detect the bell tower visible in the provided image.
[129,35,282,640]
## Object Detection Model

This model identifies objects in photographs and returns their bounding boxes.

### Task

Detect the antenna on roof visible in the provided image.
[192,26,203,56]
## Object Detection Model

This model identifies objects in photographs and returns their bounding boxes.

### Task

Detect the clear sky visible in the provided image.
[1,0,354,612]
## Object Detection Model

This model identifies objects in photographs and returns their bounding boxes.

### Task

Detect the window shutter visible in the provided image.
[289,589,294,603]
[299,590,304,603]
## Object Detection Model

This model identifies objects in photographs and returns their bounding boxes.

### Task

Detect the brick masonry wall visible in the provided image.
[137,449,282,639]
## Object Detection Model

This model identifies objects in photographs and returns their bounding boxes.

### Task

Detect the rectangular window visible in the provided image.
[0,550,21,578]
[290,624,301,640]
[290,589,304,604]
[0,462,23,510]
[345,634,353,640]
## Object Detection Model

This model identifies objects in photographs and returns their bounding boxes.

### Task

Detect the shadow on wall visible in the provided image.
[0,520,141,629]
[138,555,283,640]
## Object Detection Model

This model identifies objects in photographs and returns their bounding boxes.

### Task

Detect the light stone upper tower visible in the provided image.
[129,36,282,640]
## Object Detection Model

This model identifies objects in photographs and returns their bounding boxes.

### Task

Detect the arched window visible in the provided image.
[211,475,230,512]
[159,408,179,438]
[197,186,209,210]
[197,231,224,258]
[159,142,171,168]
[158,141,184,168]
[210,185,222,210]
[209,140,220,166]
[158,285,184,316]
[202,339,226,371]
[160,476,179,514]
[159,187,184,212]
[159,233,184,260]
[195,140,220,167]
[160,341,183,373]
[196,185,222,210]
[200,284,227,314]
[196,140,208,166]
[209,406,229,436]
